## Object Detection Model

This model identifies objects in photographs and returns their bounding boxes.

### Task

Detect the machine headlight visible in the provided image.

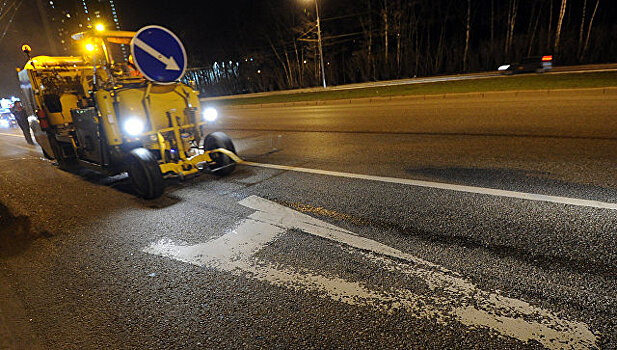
[0,119,9,128]
[498,64,510,71]
[203,107,218,122]
[123,118,145,136]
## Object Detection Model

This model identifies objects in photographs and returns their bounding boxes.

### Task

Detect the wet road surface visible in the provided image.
[1,88,616,349]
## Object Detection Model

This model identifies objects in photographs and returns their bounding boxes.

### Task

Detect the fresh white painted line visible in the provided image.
[144,195,597,349]
[0,157,40,164]
[242,161,617,210]
[0,132,22,138]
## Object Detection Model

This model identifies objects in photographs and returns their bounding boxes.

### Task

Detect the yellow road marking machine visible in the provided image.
[18,25,238,199]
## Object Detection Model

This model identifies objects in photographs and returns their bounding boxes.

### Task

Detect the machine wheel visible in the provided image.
[49,137,78,171]
[204,132,236,176]
[126,148,165,199]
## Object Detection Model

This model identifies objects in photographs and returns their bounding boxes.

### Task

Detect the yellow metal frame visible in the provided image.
[157,148,242,177]
[149,107,242,178]
[22,27,242,180]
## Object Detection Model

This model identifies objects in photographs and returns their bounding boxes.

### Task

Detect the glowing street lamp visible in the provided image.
[305,0,326,88]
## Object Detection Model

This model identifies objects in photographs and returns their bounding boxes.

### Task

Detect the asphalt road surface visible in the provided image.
[1,88,617,349]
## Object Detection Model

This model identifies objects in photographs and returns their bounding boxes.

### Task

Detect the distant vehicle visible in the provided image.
[498,55,553,74]
[0,111,16,129]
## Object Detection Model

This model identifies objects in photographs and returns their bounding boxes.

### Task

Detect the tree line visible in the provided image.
[186,0,614,96]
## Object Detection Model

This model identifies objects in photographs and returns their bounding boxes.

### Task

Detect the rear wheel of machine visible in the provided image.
[49,137,78,171]
[204,132,236,176]
[126,148,165,199]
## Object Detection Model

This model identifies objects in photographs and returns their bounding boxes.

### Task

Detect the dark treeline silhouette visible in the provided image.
[185,0,615,96]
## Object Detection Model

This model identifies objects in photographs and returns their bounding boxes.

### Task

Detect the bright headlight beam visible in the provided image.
[203,107,218,122]
[123,118,144,136]
[498,64,510,71]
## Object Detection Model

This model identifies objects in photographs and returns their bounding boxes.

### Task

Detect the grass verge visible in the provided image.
[211,71,617,106]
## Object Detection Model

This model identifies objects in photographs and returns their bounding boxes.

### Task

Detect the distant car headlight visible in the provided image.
[123,118,145,136]
[0,119,8,128]
[203,107,218,122]
[498,64,510,71]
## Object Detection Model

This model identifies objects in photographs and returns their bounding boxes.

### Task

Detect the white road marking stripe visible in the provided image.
[144,196,597,349]
[0,132,22,138]
[0,157,40,163]
[242,161,617,210]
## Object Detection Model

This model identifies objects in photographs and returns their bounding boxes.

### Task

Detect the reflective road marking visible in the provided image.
[242,161,617,210]
[144,196,597,349]
[0,132,22,138]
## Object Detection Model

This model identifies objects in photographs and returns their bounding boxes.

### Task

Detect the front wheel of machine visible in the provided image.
[126,148,165,199]
[204,132,236,176]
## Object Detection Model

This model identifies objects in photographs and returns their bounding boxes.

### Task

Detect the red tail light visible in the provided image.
[36,109,50,130]
[542,55,553,61]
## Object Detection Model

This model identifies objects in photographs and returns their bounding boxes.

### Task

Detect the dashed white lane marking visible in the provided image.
[144,196,597,349]
[242,161,617,210]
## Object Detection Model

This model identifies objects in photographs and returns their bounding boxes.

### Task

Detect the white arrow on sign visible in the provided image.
[143,195,597,349]
[132,37,180,71]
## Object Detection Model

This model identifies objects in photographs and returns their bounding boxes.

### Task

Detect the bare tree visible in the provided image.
[554,0,567,55]
[504,0,518,58]
[582,0,600,60]
[527,1,543,56]
[382,0,389,64]
[367,0,375,80]
[189,0,617,96]
[546,0,553,51]
[463,0,471,71]
[577,0,587,59]
[490,0,494,46]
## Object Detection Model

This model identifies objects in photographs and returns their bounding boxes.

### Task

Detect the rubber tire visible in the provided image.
[126,148,165,199]
[204,132,236,176]
[49,137,78,171]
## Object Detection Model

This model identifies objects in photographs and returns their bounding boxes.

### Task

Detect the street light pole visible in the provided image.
[314,0,327,88]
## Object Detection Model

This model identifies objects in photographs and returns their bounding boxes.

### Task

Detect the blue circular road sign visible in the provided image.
[130,25,187,84]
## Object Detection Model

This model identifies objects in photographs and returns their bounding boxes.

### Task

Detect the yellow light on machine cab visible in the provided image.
[95,23,105,32]
[85,43,95,52]
[21,44,31,53]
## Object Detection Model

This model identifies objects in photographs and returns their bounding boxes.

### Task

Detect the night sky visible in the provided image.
[0,0,262,96]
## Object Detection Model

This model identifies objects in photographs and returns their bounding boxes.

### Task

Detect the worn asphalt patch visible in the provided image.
[0,202,46,258]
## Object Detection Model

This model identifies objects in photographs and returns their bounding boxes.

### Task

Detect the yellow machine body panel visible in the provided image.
[93,84,201,146]
[93,90,123,145]
[19,56,93,127]
[49,93,79,125]
[17,27,238,195]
